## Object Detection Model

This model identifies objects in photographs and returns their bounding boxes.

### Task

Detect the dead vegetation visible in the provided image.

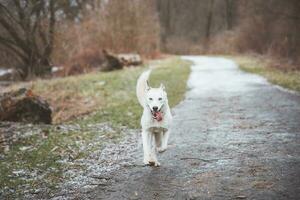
[52,0,160,75]
[0,0,159,80]
[157,0,300,70]
[58,49,123,76]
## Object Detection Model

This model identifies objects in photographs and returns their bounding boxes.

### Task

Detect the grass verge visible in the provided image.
[0,57,191,198]
[232,55,300,92]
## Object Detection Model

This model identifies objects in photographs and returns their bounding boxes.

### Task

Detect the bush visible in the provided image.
[52,0,160,70]
[58,49,123,76]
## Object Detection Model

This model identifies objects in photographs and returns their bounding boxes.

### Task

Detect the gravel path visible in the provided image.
[69,56,300,200]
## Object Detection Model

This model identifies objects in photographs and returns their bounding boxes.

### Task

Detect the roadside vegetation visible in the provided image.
[233,55,300,92]
[0,57,191,198]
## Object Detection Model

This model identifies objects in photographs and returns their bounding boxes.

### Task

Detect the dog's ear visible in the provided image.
[160,83,165,91]
[146,80,151,91]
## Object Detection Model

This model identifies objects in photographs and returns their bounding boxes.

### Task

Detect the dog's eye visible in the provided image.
[149,98,153,101]
[158,98,162,101]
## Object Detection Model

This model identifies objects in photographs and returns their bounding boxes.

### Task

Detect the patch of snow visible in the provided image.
[0,68,13,76]
[50,123,140,198]
[51,66,63,73]
[96,81,106,86]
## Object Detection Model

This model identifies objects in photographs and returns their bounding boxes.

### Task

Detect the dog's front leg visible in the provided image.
[142,130,151,165]
[149,132,160,166]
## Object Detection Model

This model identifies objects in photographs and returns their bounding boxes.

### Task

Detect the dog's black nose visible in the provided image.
[153,106,158,112]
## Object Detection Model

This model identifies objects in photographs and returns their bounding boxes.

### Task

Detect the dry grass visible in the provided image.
[0,57,191,198]
[52,0,160,68]
[232,55,300,92]
[5,57,190,125]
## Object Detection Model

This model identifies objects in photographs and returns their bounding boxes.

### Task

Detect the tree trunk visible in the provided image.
[225,0,235,30]
[0,88,52,124]
[205,0,215,40]
[0,0,56,80]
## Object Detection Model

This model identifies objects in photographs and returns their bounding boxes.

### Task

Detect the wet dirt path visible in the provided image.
[87,56,300,200]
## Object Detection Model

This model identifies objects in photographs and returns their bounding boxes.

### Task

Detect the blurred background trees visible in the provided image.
[156,0,300,69]
[235,0,300,69]
[0,0,299,80]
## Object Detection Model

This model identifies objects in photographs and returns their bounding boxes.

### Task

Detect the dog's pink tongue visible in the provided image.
[154,112,163,121]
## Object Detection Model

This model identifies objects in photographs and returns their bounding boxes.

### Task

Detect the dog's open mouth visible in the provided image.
[152,111,163,121]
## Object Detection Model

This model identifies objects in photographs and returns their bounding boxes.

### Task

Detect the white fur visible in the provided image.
[136,70,173,166]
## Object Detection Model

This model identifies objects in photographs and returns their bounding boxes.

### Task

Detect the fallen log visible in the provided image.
[117,54,143,66]
[61,49,123,76]
[0,88,52,124]
[101,50,123,71]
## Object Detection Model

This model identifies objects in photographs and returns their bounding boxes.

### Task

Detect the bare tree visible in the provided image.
[156,0,172,51]
[0,0,57,80]
[225,0,236,30]
[205,0,215,40]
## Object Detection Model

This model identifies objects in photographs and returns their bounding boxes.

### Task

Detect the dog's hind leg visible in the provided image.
[158,130,170,153]
[155,132,162,148]
[155,132,165,153]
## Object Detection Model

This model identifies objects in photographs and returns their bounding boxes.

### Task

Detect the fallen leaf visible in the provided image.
[26,89,34,97]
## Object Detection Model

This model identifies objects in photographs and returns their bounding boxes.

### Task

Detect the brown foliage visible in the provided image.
[44,92,95,123]
[52,0,160,70]
[59,49,123,76]
[62,47,106,76]
[156,0,300,69]
[215,0,300,69]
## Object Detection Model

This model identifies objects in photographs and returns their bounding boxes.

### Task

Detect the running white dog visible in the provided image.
[136,70,172,166]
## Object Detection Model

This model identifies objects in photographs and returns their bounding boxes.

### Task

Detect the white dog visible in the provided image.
[136,70,172,166]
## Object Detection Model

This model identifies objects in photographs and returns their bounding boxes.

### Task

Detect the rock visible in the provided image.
[0,88,52,124]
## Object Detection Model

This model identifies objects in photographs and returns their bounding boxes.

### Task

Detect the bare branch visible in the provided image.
[43,0,56,59]
[0,36,27,61]
[0,3,24,29]
[0,17,29,53]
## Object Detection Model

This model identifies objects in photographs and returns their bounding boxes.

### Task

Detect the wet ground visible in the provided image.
[69,56,300,200]
[7,56,298,199]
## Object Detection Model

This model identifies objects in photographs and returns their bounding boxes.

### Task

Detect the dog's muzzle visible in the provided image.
[147,104,164,122]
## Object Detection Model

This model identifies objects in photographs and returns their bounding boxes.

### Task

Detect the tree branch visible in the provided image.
[0,3,24,30]
[0,17,29,53]
[0,36,27,62]
[43,0,56,59]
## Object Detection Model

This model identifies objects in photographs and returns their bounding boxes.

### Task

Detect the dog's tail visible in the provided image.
[136,70,151,107]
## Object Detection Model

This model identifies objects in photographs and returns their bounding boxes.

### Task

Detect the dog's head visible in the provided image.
[145,82,167,120]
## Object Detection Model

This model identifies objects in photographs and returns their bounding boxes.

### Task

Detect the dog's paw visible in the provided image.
[149,161,160,167]
[157,147,167,153]
[154,161,160,167]
[143,158,150,165]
